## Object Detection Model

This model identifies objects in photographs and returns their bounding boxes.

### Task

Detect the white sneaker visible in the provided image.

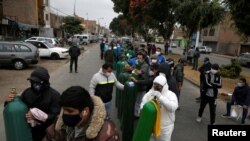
[196,117,202,123]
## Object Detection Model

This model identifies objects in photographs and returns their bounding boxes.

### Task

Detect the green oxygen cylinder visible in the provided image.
[122,81,137,141]
[132,100,157,141]
[3,88,32,141]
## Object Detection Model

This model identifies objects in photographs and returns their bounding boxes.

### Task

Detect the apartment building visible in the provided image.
[202,13,250,56]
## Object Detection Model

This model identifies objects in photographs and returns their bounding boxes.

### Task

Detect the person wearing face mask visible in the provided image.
[89,63,124,117]
[196,57,212,101]
[55,86,120,141]
[130,63,159,92]
[5,67,61,141]
[155,47,166,64]
[196,63,222,125]
[221,78,250,124]
[140,75,178,141]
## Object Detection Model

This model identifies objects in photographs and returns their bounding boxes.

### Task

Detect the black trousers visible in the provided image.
[198,95,216,124]
[70,57,78,72]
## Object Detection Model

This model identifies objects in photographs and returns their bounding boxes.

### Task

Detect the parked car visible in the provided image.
[74,34,90,45]
[89,35,98,43]
[0,41,39,70]
[236,52,250,67]
[26,41,68,59]
[25,37,60,46]
[196,46,212,54]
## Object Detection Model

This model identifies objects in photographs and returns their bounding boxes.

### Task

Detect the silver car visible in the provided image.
[237,52,250,67]
[0,41,39,70]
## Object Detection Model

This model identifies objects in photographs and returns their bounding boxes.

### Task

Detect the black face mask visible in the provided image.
[154,85,163,92]
[63,114,82,127]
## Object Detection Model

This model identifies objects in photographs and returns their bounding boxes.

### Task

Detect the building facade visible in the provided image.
[202,14,250,56]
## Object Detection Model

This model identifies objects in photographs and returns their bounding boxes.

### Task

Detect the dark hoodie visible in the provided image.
[158,63,180,99]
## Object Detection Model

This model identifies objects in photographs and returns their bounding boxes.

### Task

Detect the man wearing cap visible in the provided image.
[196,63,222,125]
[140,75,178,141]
[5,67,61,141]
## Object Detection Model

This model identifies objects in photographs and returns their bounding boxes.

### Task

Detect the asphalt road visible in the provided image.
[0,43,248,141]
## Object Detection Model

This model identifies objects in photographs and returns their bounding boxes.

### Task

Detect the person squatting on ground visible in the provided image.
[55,86,120,141]
[140,75,178,141]
[5,67,61,141]
[196,64,222,125]
[89,63,124,117]
[69,43,81,73]
[221,78,250,124]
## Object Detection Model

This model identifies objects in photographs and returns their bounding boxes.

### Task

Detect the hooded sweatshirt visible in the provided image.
[158,63,180,98]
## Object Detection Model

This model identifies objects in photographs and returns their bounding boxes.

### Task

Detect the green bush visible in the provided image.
[220,59,242,78]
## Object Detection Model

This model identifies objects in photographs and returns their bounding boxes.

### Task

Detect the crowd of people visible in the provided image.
[3,38,250,141]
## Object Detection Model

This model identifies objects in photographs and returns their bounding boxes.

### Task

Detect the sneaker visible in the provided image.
[221,114,231,118]
[196,117,202,123]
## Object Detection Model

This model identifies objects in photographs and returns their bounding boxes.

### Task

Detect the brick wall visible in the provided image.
[3,0,38,26]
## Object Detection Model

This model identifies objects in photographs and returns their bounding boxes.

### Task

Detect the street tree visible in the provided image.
[224,0,250,37]
[176,0,225,46]
[110,15,133,36]
[112,0,130,16]
[61,16,84,36]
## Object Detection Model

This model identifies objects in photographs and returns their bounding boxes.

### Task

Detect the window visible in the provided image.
[45,0,49,6]
[38,38,44,41]
[46,14,49,21]
[209,28,215,36]
[203,29,208,36]
[14,45,31,52]
[45,39,52,44]
[0,44,13,52]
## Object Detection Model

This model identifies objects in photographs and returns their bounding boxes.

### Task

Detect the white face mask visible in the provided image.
[149,70,154,76]
[210,69,218,74]
[151,59,157,63]
[155,51,160,55]
[237,82,244,87]
[105,72,111,77]
[108,47,112,50]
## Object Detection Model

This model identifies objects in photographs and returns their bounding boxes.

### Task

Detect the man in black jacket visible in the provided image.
[5,67,61,141]
[69,45,81,73]
[196,64,222,125]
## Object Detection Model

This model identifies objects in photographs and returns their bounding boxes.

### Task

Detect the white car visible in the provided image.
[237,52,250,67]
[26,41,68,59]
[196,46,212,54]
[25,37,60,46]
[74,34,90,45]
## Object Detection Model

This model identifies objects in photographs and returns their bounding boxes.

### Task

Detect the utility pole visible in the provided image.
[73,0,77,16]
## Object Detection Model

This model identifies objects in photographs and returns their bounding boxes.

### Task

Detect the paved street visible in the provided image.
[0,43,248,141]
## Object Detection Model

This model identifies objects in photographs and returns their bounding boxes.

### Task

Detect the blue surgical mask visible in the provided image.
[204,61,209,64]
[63,114,82,127]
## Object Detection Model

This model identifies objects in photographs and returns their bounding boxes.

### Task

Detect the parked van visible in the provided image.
[74,34,90,45]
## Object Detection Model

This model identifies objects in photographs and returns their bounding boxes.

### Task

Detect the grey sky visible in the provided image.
[50,0,119,27]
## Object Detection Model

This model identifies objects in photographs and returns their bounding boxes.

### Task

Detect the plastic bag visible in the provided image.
[230,106,238,118]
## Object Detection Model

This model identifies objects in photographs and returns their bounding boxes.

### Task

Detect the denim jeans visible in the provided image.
[104,101,112,118]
